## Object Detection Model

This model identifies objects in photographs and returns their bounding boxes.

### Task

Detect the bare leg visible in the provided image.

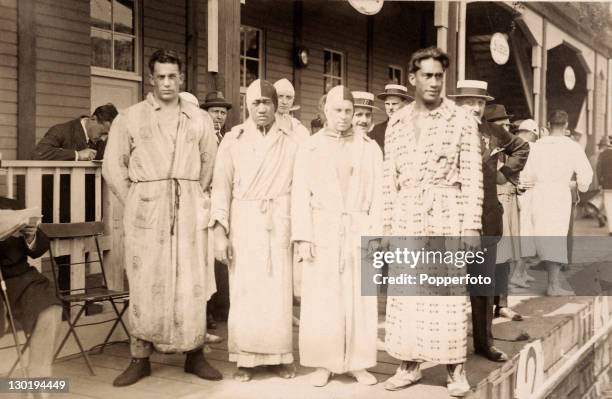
[546,261,574,296]
[28,306,62,378]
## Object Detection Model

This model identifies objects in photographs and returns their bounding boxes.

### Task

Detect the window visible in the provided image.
[240,25,263,121]
[324,49,344,93]
[90,0,138,74]
[388,65,404,85]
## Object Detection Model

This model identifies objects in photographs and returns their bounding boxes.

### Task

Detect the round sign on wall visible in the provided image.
[348,0,384,15]
[490,33,510,65]
[564,66,576,91]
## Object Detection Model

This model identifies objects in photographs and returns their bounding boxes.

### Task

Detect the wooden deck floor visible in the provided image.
[3,304,529,399]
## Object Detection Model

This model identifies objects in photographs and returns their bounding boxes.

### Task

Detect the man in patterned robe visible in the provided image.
[103,49,220,386]
[382,47,483,397]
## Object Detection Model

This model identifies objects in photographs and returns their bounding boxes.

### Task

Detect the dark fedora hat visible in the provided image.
[484,104,513,123]
[448,80,494,101]
[376,84,413,101]
[201,91,232,110]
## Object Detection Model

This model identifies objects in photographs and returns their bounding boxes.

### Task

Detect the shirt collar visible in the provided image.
[80,117,90,143]
[146,92,193,119]
[404,97,456,121]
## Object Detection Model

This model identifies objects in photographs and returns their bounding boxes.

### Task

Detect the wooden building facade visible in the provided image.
[1,0,611,160]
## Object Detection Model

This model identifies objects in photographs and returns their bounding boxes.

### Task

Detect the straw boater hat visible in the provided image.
[448,80,494,101]
[351,91,381,111]
[376,84,413,101]
[201,91,232,110]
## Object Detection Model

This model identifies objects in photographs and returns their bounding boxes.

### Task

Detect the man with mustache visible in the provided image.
[351,91,379,136]
[292,86,383,387]
[369,84,412,154]
[449,80,529,362]
[210,79,307,382]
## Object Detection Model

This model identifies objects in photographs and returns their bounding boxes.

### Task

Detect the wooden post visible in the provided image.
[186,0,199,93]
[293,1,303,117]
[217,0,241,128]
[366,15,374,92]
[441,1,459,96]
[17,0,37,160]
[540,20,547,126]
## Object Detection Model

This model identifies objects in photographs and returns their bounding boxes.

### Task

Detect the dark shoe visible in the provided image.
[113,358,151,387]
[184,350,223,380]
[475,346,508,362]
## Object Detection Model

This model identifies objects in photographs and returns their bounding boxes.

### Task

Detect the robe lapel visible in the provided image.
[240,120,285,195]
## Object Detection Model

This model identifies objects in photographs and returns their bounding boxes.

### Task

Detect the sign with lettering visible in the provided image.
[516,340,544,399]
[490,33,510,65]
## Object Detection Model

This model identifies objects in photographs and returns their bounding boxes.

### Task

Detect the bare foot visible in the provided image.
[268,363,296,379]
[233,367,253,382]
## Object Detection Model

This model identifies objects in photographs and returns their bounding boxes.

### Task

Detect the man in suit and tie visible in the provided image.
[200,91,232,324]
[368,84,412,154]
[201,91,233,144]
[31,103,118,223]
[450,80,529,362]
[32,103,118,161]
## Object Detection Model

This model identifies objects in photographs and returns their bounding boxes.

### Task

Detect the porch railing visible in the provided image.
[0,160,127,368]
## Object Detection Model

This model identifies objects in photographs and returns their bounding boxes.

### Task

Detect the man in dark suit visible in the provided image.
[201,91,232,145]
[31,103,118,223]
[32,103,118,161]
[450,81,529,362]
[0,196,62,378]
[368,84,412,154]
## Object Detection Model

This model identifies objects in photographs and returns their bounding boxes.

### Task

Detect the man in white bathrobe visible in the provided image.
[210,79,307,382]
[521,110,592,295]
[292,86,383,387]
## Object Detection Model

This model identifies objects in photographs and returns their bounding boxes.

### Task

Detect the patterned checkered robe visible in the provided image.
[382,98,483,364]
[102,93,217,352]
[210,118,308,367]
[291,131,383,373]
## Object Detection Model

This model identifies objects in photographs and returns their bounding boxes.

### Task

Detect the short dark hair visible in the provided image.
[93,103,118,124]
[549,110,568,127]
[148,49,182,74]
[408,46,450,74]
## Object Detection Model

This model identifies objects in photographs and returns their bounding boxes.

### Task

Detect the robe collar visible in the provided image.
[146,92,194,119]
[323,127,354,140]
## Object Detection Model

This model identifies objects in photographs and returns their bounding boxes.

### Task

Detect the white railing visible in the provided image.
[0,160,127,367]
[0,160,125,290]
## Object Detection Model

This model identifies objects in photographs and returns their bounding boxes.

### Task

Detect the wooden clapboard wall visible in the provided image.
[35,0,91,146]
[142,0,187,96]
[0,0,18,160]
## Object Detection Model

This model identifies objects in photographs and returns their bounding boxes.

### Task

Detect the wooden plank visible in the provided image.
[70,167,86,222]
[53,168,60,222]
[37,37,90,55]
[16,0,34,160]
[6,166,13,197]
